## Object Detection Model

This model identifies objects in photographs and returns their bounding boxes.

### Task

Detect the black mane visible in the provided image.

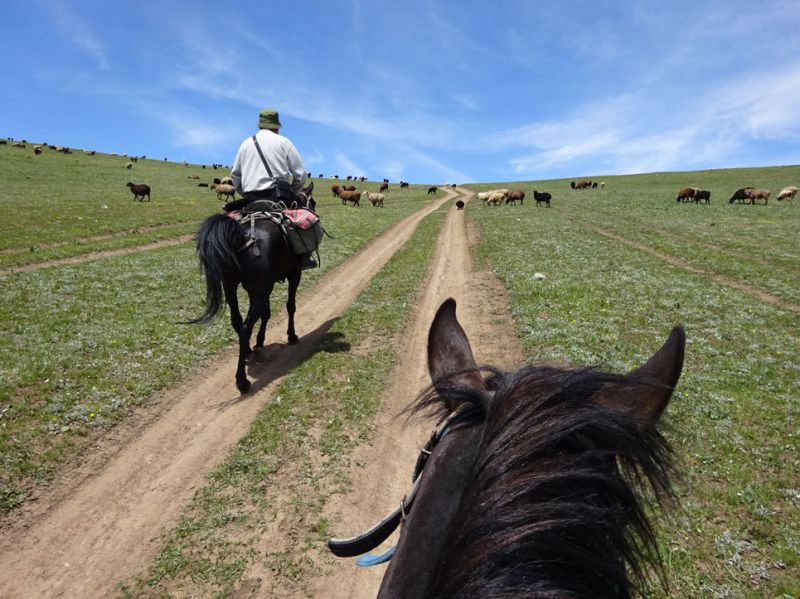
[410,365,676,598]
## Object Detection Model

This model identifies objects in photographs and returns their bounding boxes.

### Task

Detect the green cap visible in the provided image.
[258,109,282,130]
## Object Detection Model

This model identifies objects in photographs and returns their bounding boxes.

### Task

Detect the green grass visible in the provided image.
[0,144,437,513]
[465,164,799,597]
[116,205,448,598]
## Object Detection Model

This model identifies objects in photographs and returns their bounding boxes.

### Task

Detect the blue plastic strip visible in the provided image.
[355,545,397,567]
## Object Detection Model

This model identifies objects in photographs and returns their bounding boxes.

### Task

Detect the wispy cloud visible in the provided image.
[41,0,109,70]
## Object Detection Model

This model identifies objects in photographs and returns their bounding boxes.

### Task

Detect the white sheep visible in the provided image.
[777,186,797,201]
[211,183,236,201]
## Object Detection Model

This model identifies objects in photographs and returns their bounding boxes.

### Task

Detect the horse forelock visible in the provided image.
[418,366,675,599]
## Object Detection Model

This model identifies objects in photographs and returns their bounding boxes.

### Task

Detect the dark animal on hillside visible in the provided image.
[198,183,209,187]
[126,182,151,202]
[400,181,410,188]
[0,140,6,145]
[676,187,697,203]
[380,182,389,193]
[383,178,389,183]
[319,173,324,178]
[328,299,684,599]
[728,187,755,204]
[746,188,770,205]
[213,178,221,185]
[339,190,361,206]
[34,147,42,155]
[533,190,552,207]
[693,190,711,204]
[331,184,341,197]
[574,180,592,189]
[592,182,598,188]
[185,214,303,393]
[570,181,576,189]
[346,176,352,180]
[428,186,437,195]
[333,174,339,179]
[506,191,525,206]
[343,185,356,192]
[451,184,457,189]
[455,200,464,210]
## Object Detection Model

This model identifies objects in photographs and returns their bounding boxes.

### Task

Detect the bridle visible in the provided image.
[327,403,480,565]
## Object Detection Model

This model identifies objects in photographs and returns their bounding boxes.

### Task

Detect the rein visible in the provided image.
[327,404,479,563]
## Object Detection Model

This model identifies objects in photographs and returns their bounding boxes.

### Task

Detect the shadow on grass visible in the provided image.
[209,318,351,409]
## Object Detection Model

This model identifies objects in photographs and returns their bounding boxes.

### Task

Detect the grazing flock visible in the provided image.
[675,185,796,205]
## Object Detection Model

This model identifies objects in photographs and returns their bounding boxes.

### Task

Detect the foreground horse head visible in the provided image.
[330,299,684,598]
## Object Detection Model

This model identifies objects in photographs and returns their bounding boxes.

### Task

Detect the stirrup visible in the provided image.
[299,254,317,270]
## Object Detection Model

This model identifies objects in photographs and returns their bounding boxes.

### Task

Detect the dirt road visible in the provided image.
[309,188,525,598]
[0,189,457,598]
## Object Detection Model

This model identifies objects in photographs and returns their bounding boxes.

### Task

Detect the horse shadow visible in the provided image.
[208,318,350,410]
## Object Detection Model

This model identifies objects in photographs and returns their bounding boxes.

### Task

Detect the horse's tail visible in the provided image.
[185,214,246,324]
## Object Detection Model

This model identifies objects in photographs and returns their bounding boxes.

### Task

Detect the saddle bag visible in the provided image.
[282,208,324,255]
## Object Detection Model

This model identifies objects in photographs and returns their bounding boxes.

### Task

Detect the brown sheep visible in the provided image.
[676,187,697,202]
[745,188,770,205]
[211,183,236,201]
[339,190,361,206]
[379,182,389,193]
[343,185,356,192]
[331,184,341,197]
[507,191,525,206]
[126,182,151,202]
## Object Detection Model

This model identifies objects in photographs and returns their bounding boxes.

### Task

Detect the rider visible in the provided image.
[228,108,316,269]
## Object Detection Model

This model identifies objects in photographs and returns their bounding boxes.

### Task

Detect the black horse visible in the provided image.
[329,299,684,598]
[187,214,301,393]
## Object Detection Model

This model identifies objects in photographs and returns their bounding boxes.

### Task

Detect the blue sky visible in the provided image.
[2,0,799,184]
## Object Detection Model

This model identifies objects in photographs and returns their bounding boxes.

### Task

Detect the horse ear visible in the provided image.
[594,326,685,429]
[427,299,484,391]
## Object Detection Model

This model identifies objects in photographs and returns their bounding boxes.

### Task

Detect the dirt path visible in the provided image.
[586,224,800,314]
[0,190,457,599]
[309,187,525,599]
[0,234,196,276]
[0,221,197,256]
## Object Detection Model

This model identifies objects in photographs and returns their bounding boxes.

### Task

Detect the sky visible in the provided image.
[2,0,799,184]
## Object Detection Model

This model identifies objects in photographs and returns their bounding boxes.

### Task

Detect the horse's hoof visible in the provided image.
[288,335,299,345]
[237,378,252,394]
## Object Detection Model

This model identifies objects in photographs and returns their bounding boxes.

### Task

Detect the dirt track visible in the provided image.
[308,188,524,598]
[0,189,460,598]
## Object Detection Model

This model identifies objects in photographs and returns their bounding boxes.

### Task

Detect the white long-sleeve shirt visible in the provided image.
[230,129,307,194]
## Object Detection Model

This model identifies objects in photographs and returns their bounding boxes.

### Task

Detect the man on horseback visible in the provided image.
[228,108,317,269]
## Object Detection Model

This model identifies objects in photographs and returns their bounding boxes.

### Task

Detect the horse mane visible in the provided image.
[408,365,676,599]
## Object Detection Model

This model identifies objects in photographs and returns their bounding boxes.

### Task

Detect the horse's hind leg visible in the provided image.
[224,281,244,337]
[236,297,267,393]
[286,270,301,345]
[254,298,271,351]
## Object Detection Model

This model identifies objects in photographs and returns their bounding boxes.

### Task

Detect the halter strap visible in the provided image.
[326,403,479,559]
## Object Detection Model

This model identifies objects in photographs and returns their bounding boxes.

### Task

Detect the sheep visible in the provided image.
[331,184,341,197]
[339,190,361,206]
[379,182,389,192]
[198,183,209,187]
[728,187,755,203]
[361,191,385,207]
[476,191,491,203]
[456,200,465,210]
[400,181,410,188]
[83,149,96,155]
[507,190,525,206]
[34,146,43,155]
[126,162,133,169]
[428,186,437,195]
[126,182,151,202]
[693,190,711,204]
[600,181,605,188]
[487,192,505,206]
[533,190,552,207]
[211,183,236,201]
[0,140,6,145]
[676,187,698,202]
[777,186,797,201]
[220,176,233,186]
[745,188,770,205]
[342,185,356,192]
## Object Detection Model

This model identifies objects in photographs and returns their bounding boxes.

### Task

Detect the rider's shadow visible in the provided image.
[209,318,351,409]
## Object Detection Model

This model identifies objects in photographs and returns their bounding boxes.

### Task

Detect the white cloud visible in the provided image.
[41,1,109,70]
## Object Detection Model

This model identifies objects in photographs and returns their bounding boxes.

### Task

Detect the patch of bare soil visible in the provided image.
[299,187,525,599]
[0,192,455,599]
[0,234,195,276]
[587,224,800,315]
